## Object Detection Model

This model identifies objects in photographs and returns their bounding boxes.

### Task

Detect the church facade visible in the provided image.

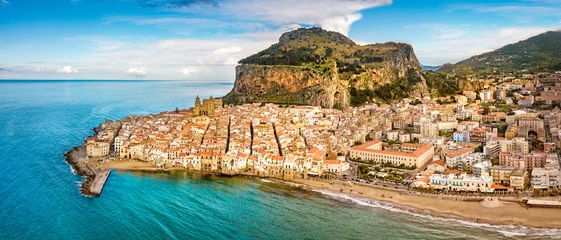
[194,96,223,116]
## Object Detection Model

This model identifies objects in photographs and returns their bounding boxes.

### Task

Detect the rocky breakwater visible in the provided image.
[64,146,111,197]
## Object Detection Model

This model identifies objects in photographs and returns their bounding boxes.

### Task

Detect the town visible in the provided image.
[86,71,561,198]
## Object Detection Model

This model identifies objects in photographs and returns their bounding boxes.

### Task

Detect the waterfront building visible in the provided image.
[532,168,561,189]
[349,140,434,168]
[429,173,494,193]
[510,169,529,190]
[490,166,518,186]
[85,137,110,157]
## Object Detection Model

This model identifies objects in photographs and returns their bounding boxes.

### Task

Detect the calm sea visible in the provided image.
[0,80,558,239]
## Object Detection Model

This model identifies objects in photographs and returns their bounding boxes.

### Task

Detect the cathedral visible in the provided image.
[194,95,223,117]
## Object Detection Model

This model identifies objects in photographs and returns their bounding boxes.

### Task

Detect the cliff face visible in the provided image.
[223,27,425,107]
[229,63,349,107]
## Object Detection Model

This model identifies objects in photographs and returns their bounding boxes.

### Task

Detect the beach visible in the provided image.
[292,178,561,229]
[96,159,561,229]
[100,160,161,172]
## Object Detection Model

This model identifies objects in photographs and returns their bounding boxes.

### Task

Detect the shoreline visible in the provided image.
[96,159,561,230]
[291,178,561,230]
[63,146,96,196]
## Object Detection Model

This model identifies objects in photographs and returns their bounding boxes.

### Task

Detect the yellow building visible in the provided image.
[350,140,434,168]
[510,169,529,190]
[194,95,223,117]
[85,137,110,157]
[505,125,517,139]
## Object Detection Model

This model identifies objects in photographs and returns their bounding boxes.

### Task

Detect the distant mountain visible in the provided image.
[420,64,441,71]
[439,31,561,75]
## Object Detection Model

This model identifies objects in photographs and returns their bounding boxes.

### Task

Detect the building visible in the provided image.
[194,95,223,116]
[387,131,399,141]
[85,137,110,157]
[510,169,529,190]
[469,128,488,144]
[490,166,518,186]
[483,141,500,160]
[518,117,544,132]
[427,160,446,173]
[457,152,485,172]
[482,114,501,123]
[532,168,561,189]
[499,138,529,154]
[420,122,439,137]
[323,159,350,175]
[499,152,525,169]
[419,136,445,146]
[350,140,434,168]
[473,161,491,177]
[480,90,494,102]
[445,148,474,168]
[453,131,464,142]
[429,173,494,193]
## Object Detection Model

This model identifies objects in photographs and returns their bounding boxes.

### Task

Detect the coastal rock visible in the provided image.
[63,146,98,196]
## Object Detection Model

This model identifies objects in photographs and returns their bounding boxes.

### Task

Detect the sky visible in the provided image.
[0,0,560,80]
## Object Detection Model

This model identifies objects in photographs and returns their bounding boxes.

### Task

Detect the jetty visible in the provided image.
[526,199,561,209]
[89,169,111,196]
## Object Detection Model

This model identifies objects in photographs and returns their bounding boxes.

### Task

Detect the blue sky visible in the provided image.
[0,0,560,80]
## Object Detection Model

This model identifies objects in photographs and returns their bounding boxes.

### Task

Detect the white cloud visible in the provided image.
[64,36,125,52]
[320,13,363,36]
[91,41,125,51]
[432,29,466,40]
[169,0,392,36]
[177,66,202,76]
[126,67,147,76]
[32,68,45,73]
[0,0,9,6]
[213,46,243,54]
[56,66,78,73]
[414,27,552,65]
[448,4,561,15]
[406,24,467,40]
[278,24,303,32]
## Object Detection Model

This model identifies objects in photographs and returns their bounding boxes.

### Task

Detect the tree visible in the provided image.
[483,106,491,115]
[175,107,179,113]
[474,146,484,153]
[358,164,370,176]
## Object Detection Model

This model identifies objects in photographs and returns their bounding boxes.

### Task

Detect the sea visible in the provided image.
[0,80,559,240]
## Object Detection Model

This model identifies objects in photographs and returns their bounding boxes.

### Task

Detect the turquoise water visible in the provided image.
[0,80,557,239]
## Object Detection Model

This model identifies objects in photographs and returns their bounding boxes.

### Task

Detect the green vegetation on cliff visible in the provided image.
[225,27,476,107]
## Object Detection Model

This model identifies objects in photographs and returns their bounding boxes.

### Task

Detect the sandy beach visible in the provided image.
[293,178,561,229]
[100,160,161,172]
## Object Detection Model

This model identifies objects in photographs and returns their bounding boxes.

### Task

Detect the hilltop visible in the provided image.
[223,27,459,107]
[439,31,561,75]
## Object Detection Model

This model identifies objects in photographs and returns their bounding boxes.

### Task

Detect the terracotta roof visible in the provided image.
[429,160,446,167]
[351,140,433,158]
[324,159,341,165]
[446,148,474,158]
[491,184,509,189]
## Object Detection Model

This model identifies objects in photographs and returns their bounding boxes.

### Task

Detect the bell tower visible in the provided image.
[194,95,201,116]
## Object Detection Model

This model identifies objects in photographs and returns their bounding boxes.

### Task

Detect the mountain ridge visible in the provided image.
[439,30,561,75]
